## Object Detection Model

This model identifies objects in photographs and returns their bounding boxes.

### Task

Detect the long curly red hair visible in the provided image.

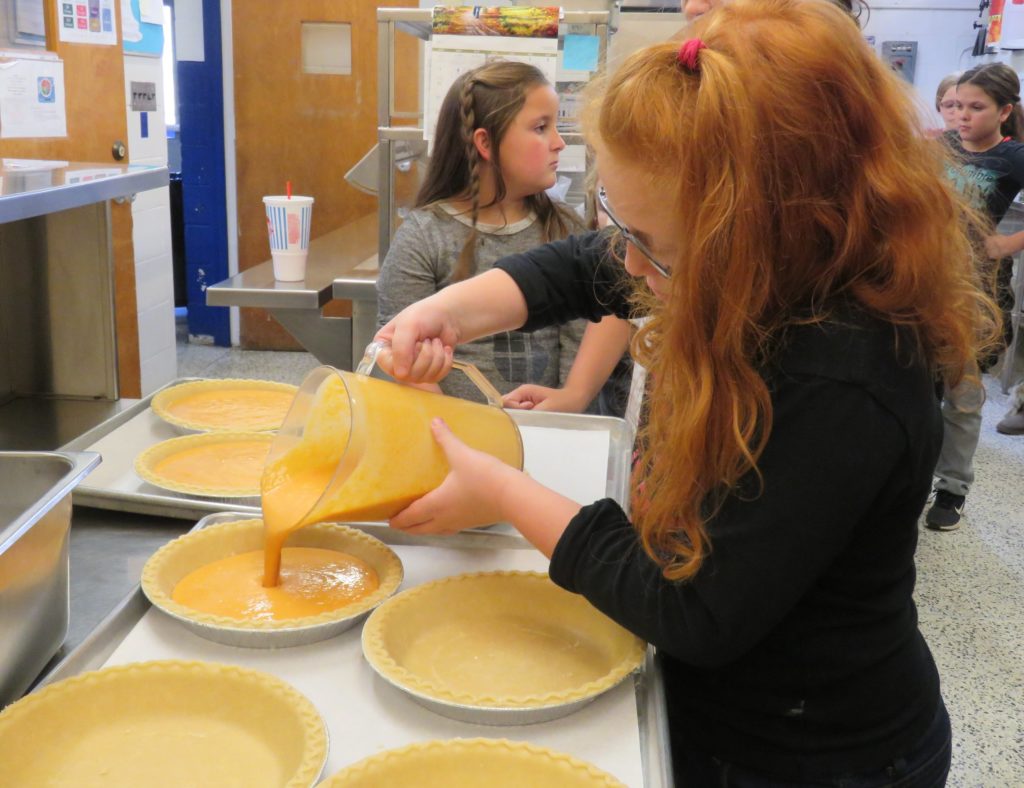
[589,0,999,581]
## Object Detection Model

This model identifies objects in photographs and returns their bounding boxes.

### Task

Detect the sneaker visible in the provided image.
[997,409,1024,434]
[925,490,965,531]
[996,383,1024,435]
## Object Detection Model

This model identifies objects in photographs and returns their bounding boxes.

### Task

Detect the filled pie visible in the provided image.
[141,518,403,647]
[135,432,273,497]
[152,379,298,432]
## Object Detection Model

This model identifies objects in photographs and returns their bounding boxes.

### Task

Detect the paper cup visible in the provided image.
[264,195,313,281]
[271,250,308,282]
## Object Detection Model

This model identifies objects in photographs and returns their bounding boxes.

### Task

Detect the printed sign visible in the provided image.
[57,0,117,45]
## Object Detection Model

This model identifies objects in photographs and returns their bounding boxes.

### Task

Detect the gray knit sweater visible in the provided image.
[376,204,585,404]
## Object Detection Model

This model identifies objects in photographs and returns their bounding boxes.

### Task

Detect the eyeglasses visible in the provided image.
[597,186,671,279]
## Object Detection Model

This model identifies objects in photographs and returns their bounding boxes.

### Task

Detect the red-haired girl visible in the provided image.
[378,0,996,782]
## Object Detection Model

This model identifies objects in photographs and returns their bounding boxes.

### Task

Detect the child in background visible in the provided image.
[379,0,998,781]
[375,62,586,404]
[935,73,961,132]
[927,62,1024,528]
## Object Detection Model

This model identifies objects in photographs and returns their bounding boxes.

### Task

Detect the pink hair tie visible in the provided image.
[678,38,707,72]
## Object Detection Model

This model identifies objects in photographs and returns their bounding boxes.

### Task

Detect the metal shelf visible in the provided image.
[0,163,168,224]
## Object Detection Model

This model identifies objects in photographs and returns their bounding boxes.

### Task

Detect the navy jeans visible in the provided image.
[673,699,952,788]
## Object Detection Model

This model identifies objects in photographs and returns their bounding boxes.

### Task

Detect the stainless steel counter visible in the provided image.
[206,213,379,370]
[0,161,169,223]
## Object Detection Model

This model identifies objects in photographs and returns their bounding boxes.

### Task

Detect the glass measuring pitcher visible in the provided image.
[260,343,524,572]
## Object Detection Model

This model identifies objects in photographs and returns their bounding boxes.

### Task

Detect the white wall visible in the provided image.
[861,0,1024,124]
[123,54,177,396]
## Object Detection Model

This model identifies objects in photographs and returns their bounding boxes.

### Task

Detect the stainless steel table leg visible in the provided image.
[351,298,378,366]
[269,309,353,370]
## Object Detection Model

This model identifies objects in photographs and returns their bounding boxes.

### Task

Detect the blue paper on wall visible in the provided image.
[563,35,600,73]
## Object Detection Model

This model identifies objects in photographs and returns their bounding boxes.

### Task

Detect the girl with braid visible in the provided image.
[375,61,587,404]
[377,0,999,782]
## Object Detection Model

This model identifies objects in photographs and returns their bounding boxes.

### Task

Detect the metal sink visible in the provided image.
[0,451,100,706]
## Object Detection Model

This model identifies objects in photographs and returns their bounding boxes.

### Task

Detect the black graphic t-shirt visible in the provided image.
[944,129,1024,224]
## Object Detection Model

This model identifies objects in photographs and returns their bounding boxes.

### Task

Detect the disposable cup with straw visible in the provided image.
[264,181,314,281]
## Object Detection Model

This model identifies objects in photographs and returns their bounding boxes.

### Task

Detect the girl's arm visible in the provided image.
[378,268,529,381]
[378,232,622,381]
[390,418,580,556]
[985,229,1024,259]
[394,373,908,668]
[504,316,633,412]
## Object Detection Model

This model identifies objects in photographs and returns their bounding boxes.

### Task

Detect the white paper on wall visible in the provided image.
[423,34,559,142]
[55,0,118,46]
[0,58,67,139]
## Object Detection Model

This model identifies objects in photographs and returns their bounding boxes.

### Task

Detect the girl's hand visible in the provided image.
[985,233,1017,260]
[376,303,460,382]
[502,384,550,409]
[502,384,587,413]
[389,418,518,535]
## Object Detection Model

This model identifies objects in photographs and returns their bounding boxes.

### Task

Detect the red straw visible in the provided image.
[286,181,292,199]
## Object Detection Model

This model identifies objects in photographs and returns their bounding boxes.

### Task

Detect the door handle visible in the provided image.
[112,140,127,161]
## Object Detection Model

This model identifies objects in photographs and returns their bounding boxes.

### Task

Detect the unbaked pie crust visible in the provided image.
[361,571,645,710]
[0,660,327,788]
[135,431,274,497]
[318,738,626,787]
[142,519,403,639]
[152,378,298,433]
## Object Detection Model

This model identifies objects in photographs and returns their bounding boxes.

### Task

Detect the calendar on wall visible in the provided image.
[422,7,561,142]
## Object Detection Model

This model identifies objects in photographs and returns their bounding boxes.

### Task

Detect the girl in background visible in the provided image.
[378,0,998,782]
[927,63,1024,528]
[375,61,586,403]
[935,73,961,132]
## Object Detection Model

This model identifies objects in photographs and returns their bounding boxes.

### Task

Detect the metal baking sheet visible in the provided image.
[60,379,635,526]
[37,512,670,787]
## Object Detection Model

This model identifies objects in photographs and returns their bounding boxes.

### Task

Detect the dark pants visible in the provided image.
[672,699,952,788]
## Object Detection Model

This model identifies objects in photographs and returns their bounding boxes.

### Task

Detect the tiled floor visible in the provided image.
[917,376,1024,785]
[177,321,1024,784]
[176,320,319,386]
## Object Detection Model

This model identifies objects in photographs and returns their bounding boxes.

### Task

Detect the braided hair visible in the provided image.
[415,61,580,282]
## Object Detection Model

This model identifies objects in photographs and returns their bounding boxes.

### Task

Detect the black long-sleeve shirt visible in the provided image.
[496,232,943,781]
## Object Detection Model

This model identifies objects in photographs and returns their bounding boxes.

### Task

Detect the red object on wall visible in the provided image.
[989,0,1007,42]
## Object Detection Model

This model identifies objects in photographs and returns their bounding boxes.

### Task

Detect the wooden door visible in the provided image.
[0,2,139,396]
[233,0,419,350]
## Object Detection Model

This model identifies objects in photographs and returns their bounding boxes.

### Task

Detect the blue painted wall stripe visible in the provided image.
[176,0,230,346]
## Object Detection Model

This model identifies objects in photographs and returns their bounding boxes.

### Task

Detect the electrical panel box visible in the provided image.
[881,41,918,84]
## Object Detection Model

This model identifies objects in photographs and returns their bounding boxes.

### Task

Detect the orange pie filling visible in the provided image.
[259,372,519,586]
[151,440,270,490]
[172,547,379,621]
[165,389,295,430]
